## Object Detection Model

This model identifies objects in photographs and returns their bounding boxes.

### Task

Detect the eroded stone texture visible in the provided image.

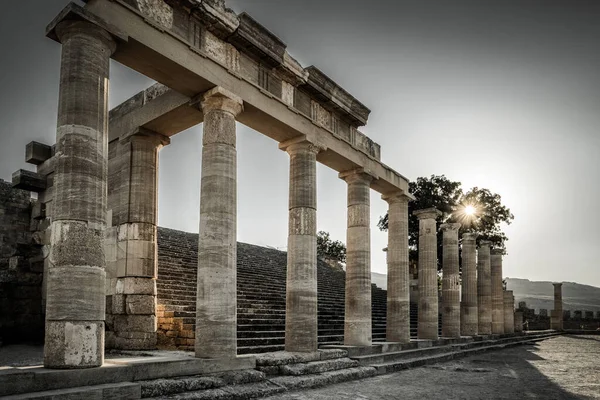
[340,169,374,346]
[196,87,243,359]
[514,311,523,332]
[44,20,116,369]
[441,223,461,338]
[477,241,492,335]
[490,249,504,334]
[414,208,442,340]
[460,233,478,336]
[503,290,515,334]
[281,139,322,352]
[551,283,563,330]
[384,192,410,343]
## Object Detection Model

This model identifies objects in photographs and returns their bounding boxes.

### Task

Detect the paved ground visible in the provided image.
[266,335,600,400]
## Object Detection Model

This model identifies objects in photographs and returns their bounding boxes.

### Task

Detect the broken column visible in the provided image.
[490,249,504,334]
[441,223,461,338]
[383,191,411,343]
[477,240,492,335]
[195,87,243,359]
[110,128,169,350]
[460,233,478,336]
[340,169,374,346]
[44,20,116,369]
[414,208,442,340]
[514,311,523,332]
[503,290,515,334]
[280,138,322,352]
[550,282,563,330]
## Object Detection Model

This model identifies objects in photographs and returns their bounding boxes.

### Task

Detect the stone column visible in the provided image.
[195,87,243,359]
[44,21,116,369]
[414,208,442,340]
[340,169,374,346]
[477,240,492,335]
[383,191,410,343]
[503,290,515,334]
[280,138,322,352]
[490,249,504,334]
[441,223,461,338]
[111,128,169,350]
[514,311,523,332]
[551,283,563,330]
[460,233,478,336]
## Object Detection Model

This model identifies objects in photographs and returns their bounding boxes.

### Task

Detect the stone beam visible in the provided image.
[57,1,409,195]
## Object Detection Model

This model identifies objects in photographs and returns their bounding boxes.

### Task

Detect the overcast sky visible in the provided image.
[1,0,599,287]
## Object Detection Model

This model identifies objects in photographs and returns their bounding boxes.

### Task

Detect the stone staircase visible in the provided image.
[156,227,439,354]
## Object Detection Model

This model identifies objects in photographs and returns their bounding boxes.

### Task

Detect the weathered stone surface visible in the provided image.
[25,141,53,165]
[477,241,492,335]
[490,250,504,334]
[460,233,478,336]
[11,170,47,192]
[414,208,442,340]
[503,290,515,334]
[126,294,156,315]
[551,283,563,330]
[44,320,104,368]
[340,170,374,346]
[441,223,461,338]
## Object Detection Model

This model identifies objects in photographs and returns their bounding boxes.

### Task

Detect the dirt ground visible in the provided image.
[266,335,600,400]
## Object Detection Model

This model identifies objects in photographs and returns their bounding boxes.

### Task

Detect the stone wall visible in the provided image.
[0,180,44,344]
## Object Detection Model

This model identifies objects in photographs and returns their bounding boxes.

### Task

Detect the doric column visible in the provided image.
[414,208,442,340]
[441,223,461,338]
[280,138,323,352]
[551,283,563,330]
[460,233,478,336]
[195,87,243,359]
[477,240,492,335]
[490,249,504,334]
[503,290,515,334]
[111,128,169,350]
[514,311,523,332]
[383,191,411,343]
[44,20,116,369]
[340,169,374,346]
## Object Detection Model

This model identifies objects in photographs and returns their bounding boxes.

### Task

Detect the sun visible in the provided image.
[465,205,476,216]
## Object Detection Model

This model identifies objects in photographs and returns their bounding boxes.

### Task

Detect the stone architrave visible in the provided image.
[460,233,478,336]
[441,223,461,338]
[44,20,117,369]
[414,208,442,340]
[503,290,515,334]
[280,138,323,352]
[514,311,524,332]
[111,128,169,350]
[477,240,492,335]
[550,283,563,330]
[340,169,374,346]
[195,87,243,359]
[383,191,411,343]
[490,249,505,334]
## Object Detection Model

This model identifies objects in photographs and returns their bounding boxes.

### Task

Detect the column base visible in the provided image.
[44,320,104,369]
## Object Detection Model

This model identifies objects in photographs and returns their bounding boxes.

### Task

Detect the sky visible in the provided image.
[1,0,599,287]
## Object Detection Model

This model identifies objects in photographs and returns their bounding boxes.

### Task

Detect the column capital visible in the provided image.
[201,86,243,116]
[413,207,441,220]
[339,168,376,185]
[479,240,492,248]
[553,282,563,288]
[490,248,503,256]
[55,20,117,55]
[120,127,171,148]
[440,222,461,232]
[279,136,326,155]
[382,190,413,204]
[462,232,478,241]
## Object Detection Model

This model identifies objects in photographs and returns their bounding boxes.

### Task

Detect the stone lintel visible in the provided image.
[227,12,286,68]
[119,127,171,147]
[339,167,377,184]
[12,169,46,192]
[413,208,442,220]
[25,141,52,166]
[440,222,461,231]
[190,0,240,39]
[277,52,309,86]
[381,190,414,203]
[278,136,326,153]
[46,2,127,44]
[302,66,371,127]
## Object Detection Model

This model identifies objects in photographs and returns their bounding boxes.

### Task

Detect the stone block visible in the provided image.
[116,277,157,295]
[113,315,157,333]
[112,294,126,315]
[126,295,156,315]
[12,169,47,192]
[44,320,104,368]
[45,266,106,320]
[25,141,52,165]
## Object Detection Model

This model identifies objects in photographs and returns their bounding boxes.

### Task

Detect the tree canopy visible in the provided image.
[316,231,346,264]
[378,175,514,265]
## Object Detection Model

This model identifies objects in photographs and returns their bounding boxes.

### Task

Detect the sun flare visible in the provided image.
[465,205,476,216]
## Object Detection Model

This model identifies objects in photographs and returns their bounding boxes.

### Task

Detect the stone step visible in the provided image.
[268,366,377,391]
[146,381,285,399]
[5,382,140,400]
[278,357,359,376]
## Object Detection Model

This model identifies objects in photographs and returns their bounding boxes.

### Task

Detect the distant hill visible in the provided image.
[369,274,600,313]
[506,278,600,313]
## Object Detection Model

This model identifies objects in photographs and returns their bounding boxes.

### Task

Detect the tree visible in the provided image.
[316,231,346,265]
[377,175,514,268]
